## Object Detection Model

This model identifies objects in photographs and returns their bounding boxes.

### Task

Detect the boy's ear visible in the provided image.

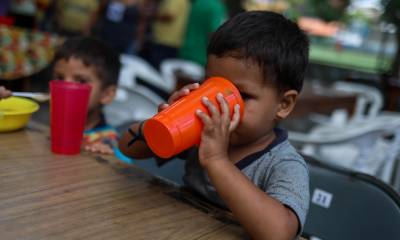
[276,90,298,120]
[100,85,117,105]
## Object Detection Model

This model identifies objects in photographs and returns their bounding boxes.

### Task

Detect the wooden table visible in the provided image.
[0,123,245,239]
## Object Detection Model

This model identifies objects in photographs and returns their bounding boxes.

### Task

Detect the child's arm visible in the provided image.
[118,83,200,159]
[0,86,11,99]
[118,121,152,159]
[196,94,299,240]
[84,142,114,155]
[203,159,299,240]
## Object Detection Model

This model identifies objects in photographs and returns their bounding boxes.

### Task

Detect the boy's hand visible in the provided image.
[84,142,114,155]
[0,86,11,99]
[158,83,200,112]
[196,93,241,168]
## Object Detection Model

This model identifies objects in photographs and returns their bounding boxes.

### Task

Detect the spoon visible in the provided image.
[12,92,50,102]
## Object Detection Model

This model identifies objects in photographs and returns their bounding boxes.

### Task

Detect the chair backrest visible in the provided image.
[160,59,205,92]
[333,81,383,121]
[290,114,400,185]
[119,54,168,92]
[303,155,400,240]
[104,86,162,127]
[106,54,167,127]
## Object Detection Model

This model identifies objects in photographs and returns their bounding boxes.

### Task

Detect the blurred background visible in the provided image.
[1,0,400,192]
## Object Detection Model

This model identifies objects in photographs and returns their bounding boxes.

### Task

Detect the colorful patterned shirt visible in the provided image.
[83,114,119,147]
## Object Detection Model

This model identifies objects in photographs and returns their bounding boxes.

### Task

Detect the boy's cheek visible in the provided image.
[228,132,244,146]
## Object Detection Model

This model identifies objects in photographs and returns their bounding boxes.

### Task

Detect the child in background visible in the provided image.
[52,36,121,154]
[0,86,11,99]
[119,11,310,239]
[148,0,190,69]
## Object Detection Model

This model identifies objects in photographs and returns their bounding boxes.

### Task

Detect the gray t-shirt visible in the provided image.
[183,128,310,234]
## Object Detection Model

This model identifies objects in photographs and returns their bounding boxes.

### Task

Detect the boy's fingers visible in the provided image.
[167,92,180,104]
[196,109,212,126]
[85,143,114,154]
[91,144,100,151]
[229,104,241,132]
[167,83,200,104]
[168,89,188,104]
[202,97,219,120]
[158,103,169,112]
[186,82,200,90]
[100,145,114,154]
[84,145,96,152]
[217,93,230,123]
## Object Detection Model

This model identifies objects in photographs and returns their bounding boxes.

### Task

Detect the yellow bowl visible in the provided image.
[0,97,39,132]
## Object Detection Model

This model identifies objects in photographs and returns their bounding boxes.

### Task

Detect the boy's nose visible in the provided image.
[63,78,74,83]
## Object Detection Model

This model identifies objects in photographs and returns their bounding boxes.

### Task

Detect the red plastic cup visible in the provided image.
[143,77,244,158]
[50,80,92,155]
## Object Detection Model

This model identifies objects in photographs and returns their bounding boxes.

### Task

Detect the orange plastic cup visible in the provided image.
[143,77,244,158]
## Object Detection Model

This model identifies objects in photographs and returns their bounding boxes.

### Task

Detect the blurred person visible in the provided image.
[135,0,161,60]
[296,0,349,38]
[8,0,36,28]
[179,0,228,66]
[35,0,52,30]
[147,0,190,69]
[52,36,121,154]
[88,0,142,54]
[0,0,12,16]
[52,0,100,36]
[35,0,56,31]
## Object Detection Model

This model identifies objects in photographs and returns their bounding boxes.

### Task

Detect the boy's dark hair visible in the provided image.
[54,36,120,88]
[208,11,309,93]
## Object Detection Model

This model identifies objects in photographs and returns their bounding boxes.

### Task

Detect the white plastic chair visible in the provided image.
[290,81,400,187]
[104,54,168,127]
[104,86,162,127]
[159,59,205,93]
[309,81,384,126]
[119,54,169,92]
[289,115,400,184]
[332,81,383,121]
